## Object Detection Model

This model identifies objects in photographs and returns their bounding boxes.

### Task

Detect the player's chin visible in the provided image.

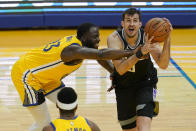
[128,33,136,38]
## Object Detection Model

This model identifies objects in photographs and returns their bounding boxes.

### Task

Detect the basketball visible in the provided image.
[144,17,170,43]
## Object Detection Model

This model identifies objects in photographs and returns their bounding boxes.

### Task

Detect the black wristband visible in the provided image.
[136,49,144,59]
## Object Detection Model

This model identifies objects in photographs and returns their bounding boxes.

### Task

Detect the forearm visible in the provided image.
[158,37,171,69]
[97,60,114,73]
[98,48,134,60]
[114,54,139,75]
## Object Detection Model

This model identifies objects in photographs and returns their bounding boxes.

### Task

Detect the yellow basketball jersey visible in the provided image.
[23,35,83,89]
[11,35,84,106]
[51,115,92,131]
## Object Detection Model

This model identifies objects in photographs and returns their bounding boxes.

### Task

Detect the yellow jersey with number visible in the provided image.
[11,35,83,106]
[50,115,91,131]
[23,35,82,89]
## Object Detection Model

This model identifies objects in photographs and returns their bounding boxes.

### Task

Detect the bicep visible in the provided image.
[61,45,99,62]
[107,34,122,50]
[107,34,124,67]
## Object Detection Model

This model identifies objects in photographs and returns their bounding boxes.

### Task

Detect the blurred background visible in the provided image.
[0,0,196,47]
[0,0,196,28]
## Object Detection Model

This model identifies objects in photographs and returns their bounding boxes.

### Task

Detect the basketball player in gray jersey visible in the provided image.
[107,8,172,131]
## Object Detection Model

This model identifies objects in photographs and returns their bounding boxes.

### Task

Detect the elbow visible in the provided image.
[159,65,168,70]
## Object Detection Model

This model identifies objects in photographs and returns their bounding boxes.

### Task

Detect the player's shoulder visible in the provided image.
[108,31,120,41]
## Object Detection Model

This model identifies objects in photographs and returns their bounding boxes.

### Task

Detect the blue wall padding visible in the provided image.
[0,12,195,29]
[0,14,44,28]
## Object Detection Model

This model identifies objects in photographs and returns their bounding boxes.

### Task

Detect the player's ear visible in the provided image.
[81,35,86,43]
[139,21,142,28]
[121,21,124,28]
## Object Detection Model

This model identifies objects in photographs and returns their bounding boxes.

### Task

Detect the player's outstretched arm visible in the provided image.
[88,119,101,131]
[60,45,134,63]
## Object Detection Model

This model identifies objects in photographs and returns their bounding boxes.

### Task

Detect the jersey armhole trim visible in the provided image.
[85,117,90,126]
[50,122,56,131]
[70,43,82,47]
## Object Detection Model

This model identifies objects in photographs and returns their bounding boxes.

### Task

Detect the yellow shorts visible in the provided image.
[11,57,64,107]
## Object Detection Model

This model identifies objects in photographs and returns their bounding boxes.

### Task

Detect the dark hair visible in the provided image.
[57,87,77,104]
[122,8,142,21]
[77,22,97,40]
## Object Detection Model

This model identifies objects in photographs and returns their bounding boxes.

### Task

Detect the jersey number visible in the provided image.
[43,40,60,52]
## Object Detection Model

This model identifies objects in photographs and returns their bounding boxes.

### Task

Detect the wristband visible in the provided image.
[136,49,144,59]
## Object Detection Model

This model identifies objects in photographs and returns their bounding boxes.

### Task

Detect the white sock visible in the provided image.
[28,102,51,131]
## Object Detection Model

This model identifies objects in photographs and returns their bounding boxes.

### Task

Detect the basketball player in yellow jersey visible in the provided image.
[11,23,134,131]
[43,87,100,131]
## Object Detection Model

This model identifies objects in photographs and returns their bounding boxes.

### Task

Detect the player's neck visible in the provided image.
[60,113,75,120]
[125,32,138,47]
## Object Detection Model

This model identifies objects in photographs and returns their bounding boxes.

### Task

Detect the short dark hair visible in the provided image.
[57,87,77,105]
[77,22,97,40]
[122,7,142,21]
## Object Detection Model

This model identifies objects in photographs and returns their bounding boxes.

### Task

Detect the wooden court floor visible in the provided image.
[0,29,196,131]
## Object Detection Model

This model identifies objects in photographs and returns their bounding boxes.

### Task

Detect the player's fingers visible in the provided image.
[162,18,170,23]
[148,36,154,42]
[162,18,172,28]
[170,25,173,31]
[145,33,149,41]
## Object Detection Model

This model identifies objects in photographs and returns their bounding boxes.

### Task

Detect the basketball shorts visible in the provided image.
[11,57,65,107]
[115,85,159,129]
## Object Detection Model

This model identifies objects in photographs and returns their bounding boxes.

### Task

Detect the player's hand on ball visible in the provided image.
[162,18,173,32]
[141,33,154,55]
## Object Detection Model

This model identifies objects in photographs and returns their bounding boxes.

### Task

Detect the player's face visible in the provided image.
[121,14,142,38]
[84,27,100,49]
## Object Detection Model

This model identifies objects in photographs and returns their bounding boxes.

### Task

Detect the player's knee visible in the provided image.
[119,117,136,129]
[136,101,159,118]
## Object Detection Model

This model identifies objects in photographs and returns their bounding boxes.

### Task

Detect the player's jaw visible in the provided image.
[125,26,138,38]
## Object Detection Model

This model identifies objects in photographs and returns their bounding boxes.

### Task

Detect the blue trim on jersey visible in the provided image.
[23,103,40,107]
[70,43,81,47]
[23,70,34,104]
[31,60,62,73]
[170,58,196,89]
[44,82,65,96]
[50,122,56,131]
[73,115,78,120]
[23,82,65,107]
[85,117,90,126]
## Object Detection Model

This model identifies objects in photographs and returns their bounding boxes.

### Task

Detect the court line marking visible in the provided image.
[170,57,196,89]
[0,75,183,80]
